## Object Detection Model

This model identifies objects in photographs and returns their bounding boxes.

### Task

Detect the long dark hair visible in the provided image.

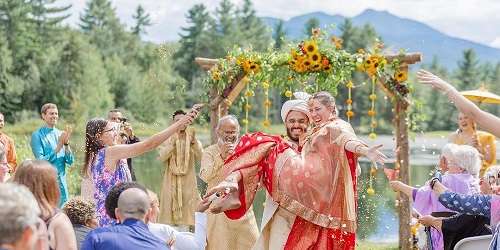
[83,118,108,178]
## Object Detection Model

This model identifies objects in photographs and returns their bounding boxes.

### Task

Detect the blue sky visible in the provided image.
[59,0,500,48]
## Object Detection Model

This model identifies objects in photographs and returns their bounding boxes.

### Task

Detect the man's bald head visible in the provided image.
[116,188,151,222]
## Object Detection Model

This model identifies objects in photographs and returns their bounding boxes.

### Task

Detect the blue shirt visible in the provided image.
[82,219,169,250]
[31,126,74,206]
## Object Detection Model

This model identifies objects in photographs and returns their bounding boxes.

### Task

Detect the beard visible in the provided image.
[286,127,305,143]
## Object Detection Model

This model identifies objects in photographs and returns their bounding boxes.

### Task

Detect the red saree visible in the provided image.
[221,119,362,250]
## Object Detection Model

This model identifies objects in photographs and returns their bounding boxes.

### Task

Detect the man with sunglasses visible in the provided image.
[0,183,46,250]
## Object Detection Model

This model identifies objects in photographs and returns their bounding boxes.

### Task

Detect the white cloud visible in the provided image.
[491,37,500,49]
[58,0,500,46]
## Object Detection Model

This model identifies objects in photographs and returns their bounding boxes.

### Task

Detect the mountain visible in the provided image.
[261,9,500,69]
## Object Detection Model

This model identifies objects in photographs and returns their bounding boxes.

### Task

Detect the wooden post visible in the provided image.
[395,100,411,250]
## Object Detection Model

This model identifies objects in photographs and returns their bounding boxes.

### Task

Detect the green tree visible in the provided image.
[173,4,211,85]
[339,19,357,52]
[79,0,117,32]
[237,0,271,50]
[303,17,319,37]
[273,20,286,50]
[454,49,480,90]
[30,0,71,39]
[131,5,151,36]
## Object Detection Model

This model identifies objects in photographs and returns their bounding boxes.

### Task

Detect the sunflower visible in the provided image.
[309,52,321,63]
[291,49,300,60]
[395,70,408,83]
[211,70,221,80]
[303,40,318,54]
[331,36,343,49]
[303,59,312,69]
[310,62,321,71]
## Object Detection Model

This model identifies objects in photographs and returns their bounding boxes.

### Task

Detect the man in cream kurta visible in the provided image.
[158,110,202,228]
[254,92,311,250]
[200,115,259,250]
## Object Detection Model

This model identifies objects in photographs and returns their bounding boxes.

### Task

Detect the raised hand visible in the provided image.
[416,69,454,93]
[177,103,204,129]
[365,144,387,168]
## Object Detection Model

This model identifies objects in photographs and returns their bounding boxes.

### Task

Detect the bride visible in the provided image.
[205,91,386,250]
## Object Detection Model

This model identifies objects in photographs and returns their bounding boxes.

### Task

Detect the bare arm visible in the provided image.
[52,214,77,250]
[390,180,415,198]
[106,106,202,166]
[417,69,500,137]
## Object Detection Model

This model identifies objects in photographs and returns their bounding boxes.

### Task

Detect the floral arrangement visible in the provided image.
[204,28,412,133]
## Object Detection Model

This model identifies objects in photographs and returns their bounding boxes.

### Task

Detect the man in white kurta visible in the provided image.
[200,115,259,250]
[254,93,311,250]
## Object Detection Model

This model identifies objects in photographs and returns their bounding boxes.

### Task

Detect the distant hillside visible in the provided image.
[262,9,500,69]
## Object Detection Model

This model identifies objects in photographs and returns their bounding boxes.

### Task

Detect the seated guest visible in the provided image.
[0,183,44,250]
[63,197,98,250]
[13,160,77,250]
[430,179,499,250]
[82,188,168,250]
[418,168,498,249]
[103,182,209,250]
[391,143,481,249]
[147,189,209,250]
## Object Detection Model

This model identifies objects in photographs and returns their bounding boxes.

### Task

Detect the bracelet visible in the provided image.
[429,177,439,190]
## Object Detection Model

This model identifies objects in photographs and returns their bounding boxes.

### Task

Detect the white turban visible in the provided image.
[281,92,311,123]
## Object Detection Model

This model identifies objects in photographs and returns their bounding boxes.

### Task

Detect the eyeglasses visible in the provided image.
[103,127,116,133]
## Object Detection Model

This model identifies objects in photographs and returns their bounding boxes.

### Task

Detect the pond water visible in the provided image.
[132,136,442,243]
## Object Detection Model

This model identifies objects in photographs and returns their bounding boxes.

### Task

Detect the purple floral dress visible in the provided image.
[91,148,132,226]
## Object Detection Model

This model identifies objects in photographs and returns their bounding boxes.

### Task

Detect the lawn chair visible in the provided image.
[453,235,492,250]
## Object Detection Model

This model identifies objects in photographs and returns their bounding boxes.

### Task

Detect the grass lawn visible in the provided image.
[357,241,398,250]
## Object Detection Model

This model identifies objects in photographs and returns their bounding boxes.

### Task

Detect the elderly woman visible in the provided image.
[417,166,500,249]
[391,143,481,250]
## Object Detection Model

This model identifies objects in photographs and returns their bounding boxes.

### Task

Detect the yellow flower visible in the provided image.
[309,53,321,63]
[367,110,376,117]
[369,132,377,140]
[303,40,318,54]
[346,110,354,118]
[395,70,408,83]
[357,48,366,54]
[244,90,254,97]
[331,36,343,49]
[369,94,377,101]
[242,119,249,125]
[244,104,252,111]
[285,90,293,98]
[367,187,375,195]
[310,62,321,71]
[346,81,354,88]
[291,49,300,60]
[346,99,353,105]
[211,70,221,81]
[262,120,271,127]
[264,100,272,107]
[262,81,270,90]
[371,121,378,128]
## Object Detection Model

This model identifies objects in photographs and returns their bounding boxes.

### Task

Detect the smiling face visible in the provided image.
[308,98,334,126]
[458,112,475,132]
[42,108,59,127]
[99,122,118,146]
[217,118,240,144]
[285,110,309,142]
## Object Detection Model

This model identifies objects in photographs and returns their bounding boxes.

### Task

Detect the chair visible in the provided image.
[453,235,492,250]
